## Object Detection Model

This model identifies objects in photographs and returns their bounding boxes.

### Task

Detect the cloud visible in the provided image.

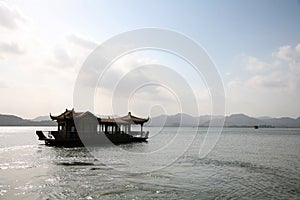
[43,34,100,70]
[273,45,293,62]
[0,2,26,30]
[45,45,76,69]
[226,43,300,117]
[54,45,71,62]
[0,79,7,88]
[231,42,300,92]
[0,41,25,56]
[273,43,300,74]
[245,73,290,90]
[76,52,200,116]
[245,56,273,72]
[296,43,300,52]
[66,34,99,50]
[79,53,159,89]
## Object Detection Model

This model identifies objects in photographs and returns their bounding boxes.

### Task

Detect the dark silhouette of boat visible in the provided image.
[36,109,149,146]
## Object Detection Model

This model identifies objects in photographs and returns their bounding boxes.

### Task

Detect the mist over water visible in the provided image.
[0,127,299,199]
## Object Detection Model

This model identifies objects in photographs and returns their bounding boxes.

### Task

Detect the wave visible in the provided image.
[56,161,95,166]
[0,144,37,152]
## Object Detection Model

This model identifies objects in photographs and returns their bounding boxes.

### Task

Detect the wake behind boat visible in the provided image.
[36,109,149,146]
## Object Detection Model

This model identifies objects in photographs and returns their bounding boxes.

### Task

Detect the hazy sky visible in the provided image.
[0,0,300,118]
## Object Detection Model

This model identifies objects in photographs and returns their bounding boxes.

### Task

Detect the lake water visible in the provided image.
[0,126,299,199]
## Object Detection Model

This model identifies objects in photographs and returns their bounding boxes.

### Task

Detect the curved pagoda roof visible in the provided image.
[118,112,149,124]
[50,109,83,120]
[50,109,149,125]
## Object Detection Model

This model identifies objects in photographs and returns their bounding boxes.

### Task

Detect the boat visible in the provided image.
[36,109,149,146]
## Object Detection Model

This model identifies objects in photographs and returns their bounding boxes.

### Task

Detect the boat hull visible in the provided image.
[36,131,148,147]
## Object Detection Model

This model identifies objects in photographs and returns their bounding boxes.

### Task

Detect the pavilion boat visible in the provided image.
[36,109,149,146]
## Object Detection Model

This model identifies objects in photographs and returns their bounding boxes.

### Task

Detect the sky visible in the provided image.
[0,0,300,118]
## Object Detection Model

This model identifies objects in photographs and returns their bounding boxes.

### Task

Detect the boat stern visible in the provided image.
[36,130,47,140]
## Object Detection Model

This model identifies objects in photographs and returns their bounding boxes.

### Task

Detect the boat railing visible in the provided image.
[42,131,58,139]
[130,131,149,138]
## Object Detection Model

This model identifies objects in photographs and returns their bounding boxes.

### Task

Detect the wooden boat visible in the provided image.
[36,109,149,146]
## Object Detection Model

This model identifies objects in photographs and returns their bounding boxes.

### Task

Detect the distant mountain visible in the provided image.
[262,117,300,128]
[31,115,51,121]
[224,114,266,127]
[146,113,198,127]
[201,114,273,127]
[146,113,223,127]
[146,113,300,128]
[0,114,56,126]
[257,116,273,120]
[1,112,300,127]
[0,114,25,126]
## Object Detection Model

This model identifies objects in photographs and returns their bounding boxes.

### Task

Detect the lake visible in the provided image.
[0,126,299,199]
